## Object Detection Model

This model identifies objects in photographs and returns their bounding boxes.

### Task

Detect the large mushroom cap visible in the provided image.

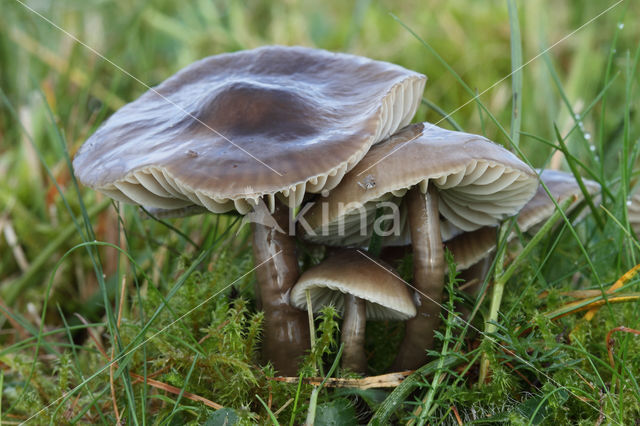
[73,46,426,214]
[302,123,538,246]
[289,250,416,321]
[447,169,601,270]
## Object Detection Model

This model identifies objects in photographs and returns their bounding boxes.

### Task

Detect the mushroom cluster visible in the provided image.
[74,45,426,375]
[74,45,595,377]
[299,123,539,369]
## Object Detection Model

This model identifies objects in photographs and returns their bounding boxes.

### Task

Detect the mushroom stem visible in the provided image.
[392,185,444,370]
[252,199,310,375]
[341,294,367,373]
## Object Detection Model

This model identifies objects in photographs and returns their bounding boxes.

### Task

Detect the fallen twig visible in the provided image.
[130,373,223,410]
[270,371,412,389]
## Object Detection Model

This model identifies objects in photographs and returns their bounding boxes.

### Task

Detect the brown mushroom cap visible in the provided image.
[73,46,426,214]
[447,169,601,270]
[302,123,538,245]
[289,250,416,321]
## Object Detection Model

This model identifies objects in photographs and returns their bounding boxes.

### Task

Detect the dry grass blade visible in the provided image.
[573,369,596,391]
[539,289,610,299]
[130,366,170,384]
[273,398,293,417]
[270,371,412,389]
[73,310,124,422]
[606,326,640,369]
[517,293,640,337]
[0,296,29,340]
[129,373,223,410]
[583,263,640,320]
[2,220,30,272]
[542,294,640,322]
[74,311,124,421]
[73,313,107,359]
[451,405,463,426]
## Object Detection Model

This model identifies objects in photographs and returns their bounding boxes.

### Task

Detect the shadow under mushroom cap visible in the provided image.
[73,45,426,213]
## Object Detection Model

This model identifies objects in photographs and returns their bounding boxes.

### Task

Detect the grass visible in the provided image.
[1,0,639,423]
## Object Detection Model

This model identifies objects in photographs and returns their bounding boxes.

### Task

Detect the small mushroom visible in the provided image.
[301,123,538,370]
[72,46,425,375]
[446,169,601,275]
[290,250,415,373]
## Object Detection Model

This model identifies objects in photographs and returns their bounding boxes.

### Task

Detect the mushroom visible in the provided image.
[301,123,538,370]
[289,249,415,373]
[72,46,426,375]
[446,169,601,276]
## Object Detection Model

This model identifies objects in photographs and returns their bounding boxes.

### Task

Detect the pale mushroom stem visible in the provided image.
[392,185,444,370]
[341,294,367,373]
[252,200,310,375]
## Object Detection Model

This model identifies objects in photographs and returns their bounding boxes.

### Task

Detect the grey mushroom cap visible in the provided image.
[289,250,416,321]
[301,123,538,246]
[447,169,601,271]
[73,45,426,214]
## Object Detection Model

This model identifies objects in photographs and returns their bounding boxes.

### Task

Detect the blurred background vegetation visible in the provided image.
[0,0,639,423]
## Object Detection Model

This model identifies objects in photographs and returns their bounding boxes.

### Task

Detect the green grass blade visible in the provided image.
[507,0,523,148]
